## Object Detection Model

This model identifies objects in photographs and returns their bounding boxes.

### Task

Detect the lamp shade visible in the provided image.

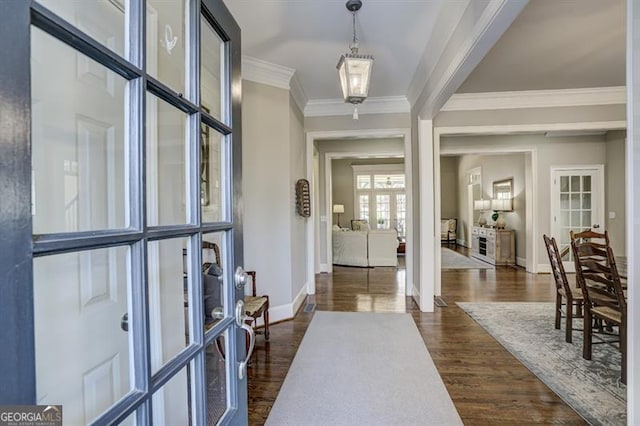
[333,204,345,214]
[491,199,512,211]
[474,199,492,210]
[337,54,373,104]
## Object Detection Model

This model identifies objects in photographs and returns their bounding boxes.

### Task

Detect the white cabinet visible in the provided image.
[471,226,515,266]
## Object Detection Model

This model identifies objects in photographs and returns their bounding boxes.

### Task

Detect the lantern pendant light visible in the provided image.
[336,0,373,118]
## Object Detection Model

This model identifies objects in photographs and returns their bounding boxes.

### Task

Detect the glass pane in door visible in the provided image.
[202,232,227,330]
[201,128,225,223]
[201,16,226,123]
[151,366,191,425]
[31,27,127,235]
[146,0,188,98]
[358,195,369,222]
[148,237,191,374]
[146,93,189,226]
[35,0,125,57]
[396,194,406,238]
[375,194,390,229]
[206,335,229,423]
[33,246,132,425]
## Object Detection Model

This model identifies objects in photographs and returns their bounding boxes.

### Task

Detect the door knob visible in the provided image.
[234,266,249,290]
[593,224,600,229]
[211,306,224,320]
[120,313,128,332]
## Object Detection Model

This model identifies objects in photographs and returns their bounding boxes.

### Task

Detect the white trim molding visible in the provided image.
[259,284,308,326]
[242,55,295,90]
[304,96,410,117]
[289,73,308,113]
[436,121,627,136]
[441,86,627,112]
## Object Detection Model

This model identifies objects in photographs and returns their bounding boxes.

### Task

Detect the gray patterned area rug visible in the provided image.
[441,247,492,270]
[457,302,626,426]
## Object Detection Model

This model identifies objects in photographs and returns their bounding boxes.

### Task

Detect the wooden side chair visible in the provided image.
[244,271,270,341]
[570,230,626,384]
[542,235,584,343]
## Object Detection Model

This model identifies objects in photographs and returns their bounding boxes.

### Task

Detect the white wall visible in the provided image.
[439,156,458,219]
[454,153,526,260]
[331,157,405,227]
[289,94,308,306]
[441,133,621,268]
[243,80,307,318]
[605,130,627,255]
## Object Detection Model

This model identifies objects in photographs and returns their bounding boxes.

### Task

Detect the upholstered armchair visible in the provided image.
[440,218,457,246]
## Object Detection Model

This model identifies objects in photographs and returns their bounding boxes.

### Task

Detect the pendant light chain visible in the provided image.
[350,10,359,54]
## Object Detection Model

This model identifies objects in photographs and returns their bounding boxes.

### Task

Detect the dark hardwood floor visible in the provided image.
[246,246,586,425]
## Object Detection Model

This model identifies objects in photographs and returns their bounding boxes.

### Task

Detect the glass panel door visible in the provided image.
[551,167,604,271]
[5,0,247,423]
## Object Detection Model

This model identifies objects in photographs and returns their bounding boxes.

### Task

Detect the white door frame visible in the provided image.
[305,128,413,297]
[438,145,537,276]
[324,154,405,274]
[429,120,626,301]
[549,164,605,272]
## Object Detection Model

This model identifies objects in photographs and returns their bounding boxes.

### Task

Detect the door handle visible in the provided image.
[238,322,255,380]
[234,266,249,290]
[234,300,255,380]
[593,224,600,229]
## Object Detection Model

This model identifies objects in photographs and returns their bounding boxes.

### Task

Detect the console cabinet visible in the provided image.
[471,226,515,265]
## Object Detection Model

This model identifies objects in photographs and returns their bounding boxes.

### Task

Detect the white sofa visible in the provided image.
[368,230,400,266]
[332,229,399,267]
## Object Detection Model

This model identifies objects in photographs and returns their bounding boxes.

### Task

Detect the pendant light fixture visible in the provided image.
[336,0,374,120]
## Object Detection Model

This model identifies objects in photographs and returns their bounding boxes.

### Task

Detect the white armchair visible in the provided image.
[440,218,457,246]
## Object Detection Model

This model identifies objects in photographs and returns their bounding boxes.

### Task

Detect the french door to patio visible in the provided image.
[0,0,249,424]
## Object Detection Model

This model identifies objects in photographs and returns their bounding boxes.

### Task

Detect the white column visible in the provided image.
[418,119,435,312]
[626,0,640,421]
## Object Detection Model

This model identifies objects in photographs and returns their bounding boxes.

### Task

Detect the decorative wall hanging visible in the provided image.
[295,179,311,218]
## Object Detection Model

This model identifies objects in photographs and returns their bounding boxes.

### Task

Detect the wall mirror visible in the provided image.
[493,178,513,201]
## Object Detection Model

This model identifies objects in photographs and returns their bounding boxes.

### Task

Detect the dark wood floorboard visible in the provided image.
[247,246,586,425]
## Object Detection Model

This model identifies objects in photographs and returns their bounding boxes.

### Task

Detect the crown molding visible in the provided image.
[242,55,295,91]
[304,96,410,117]
[441,86,627,112]
[289,73,308,113]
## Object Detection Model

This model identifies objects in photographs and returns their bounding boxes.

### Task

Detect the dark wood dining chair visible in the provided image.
[543,235,584,343]
[570,230,626,384]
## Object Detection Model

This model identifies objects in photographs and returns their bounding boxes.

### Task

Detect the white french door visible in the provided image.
[550,166,604,271]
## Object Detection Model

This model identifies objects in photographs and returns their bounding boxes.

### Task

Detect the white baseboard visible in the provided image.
[456,238,469,248]
[319,263,331,273]
[292,283,308,315]
[412,285,420,308]
[405,280,413,296]
[516,257,526,267]
[256,283,308,326]
[537,264,551,274]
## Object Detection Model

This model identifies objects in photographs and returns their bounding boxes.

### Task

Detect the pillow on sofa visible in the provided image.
[351,219,369,231]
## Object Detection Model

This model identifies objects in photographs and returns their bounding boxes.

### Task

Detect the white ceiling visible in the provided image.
[458,0,626,93]
[223,0,445,101]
